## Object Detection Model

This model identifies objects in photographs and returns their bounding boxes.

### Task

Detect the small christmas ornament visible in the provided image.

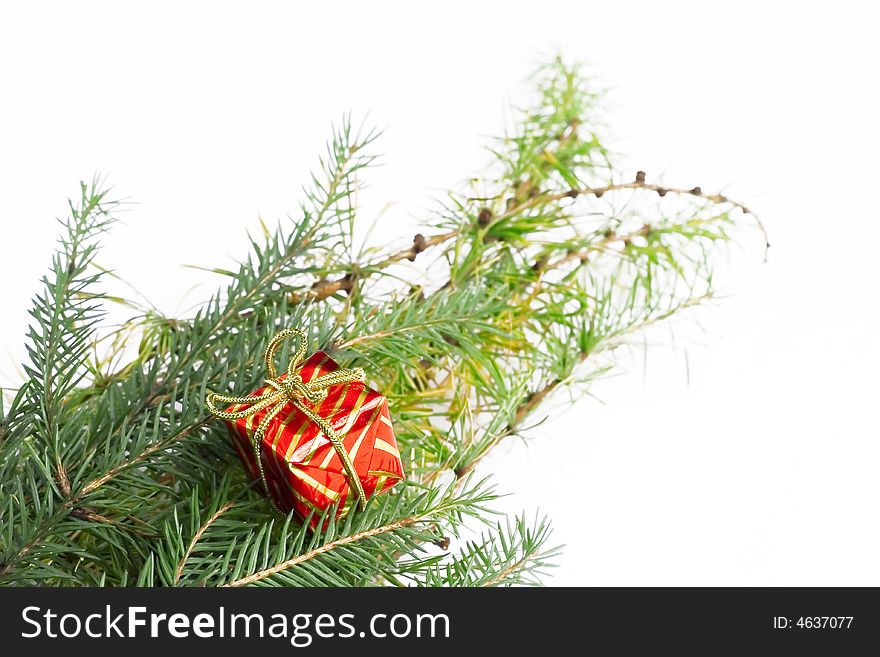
[206,328,404,525]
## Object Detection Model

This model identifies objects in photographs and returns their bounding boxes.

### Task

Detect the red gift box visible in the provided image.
[217,348,404,525]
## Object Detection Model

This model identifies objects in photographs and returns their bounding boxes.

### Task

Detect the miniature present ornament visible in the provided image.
[206,328,404,523]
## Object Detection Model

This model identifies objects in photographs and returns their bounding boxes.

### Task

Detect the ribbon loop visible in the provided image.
[206,328,368,513]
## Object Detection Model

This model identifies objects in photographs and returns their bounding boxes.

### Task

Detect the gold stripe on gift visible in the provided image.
[369,469,403,478]
[287,463,343,503]
[289,381,353,465]
[318,387,371,470]
[373,438,401,460]
[339,401,383,468]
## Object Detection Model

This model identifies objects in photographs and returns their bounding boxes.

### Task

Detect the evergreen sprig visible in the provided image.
[0,59,763,586]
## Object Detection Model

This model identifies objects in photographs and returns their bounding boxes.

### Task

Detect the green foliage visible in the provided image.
[0,59,761,586]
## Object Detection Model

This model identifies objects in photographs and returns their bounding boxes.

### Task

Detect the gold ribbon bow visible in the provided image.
[206,328,368,512]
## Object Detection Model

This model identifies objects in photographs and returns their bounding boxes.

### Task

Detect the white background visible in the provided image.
[1,1,878,585]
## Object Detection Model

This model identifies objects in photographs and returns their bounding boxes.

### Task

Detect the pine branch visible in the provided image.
[175,501,234,585]
[157,478,500,587]
[0,179,120,582]
[421,514,559,587]
[1,58,762,587]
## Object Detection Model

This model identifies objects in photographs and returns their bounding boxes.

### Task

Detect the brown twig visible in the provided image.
[81,418,210,495]
[480,555,531,587]
[289,230,459,303]
[223,512,428,587]
[174,501,234,585]
[289,177,766,305]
